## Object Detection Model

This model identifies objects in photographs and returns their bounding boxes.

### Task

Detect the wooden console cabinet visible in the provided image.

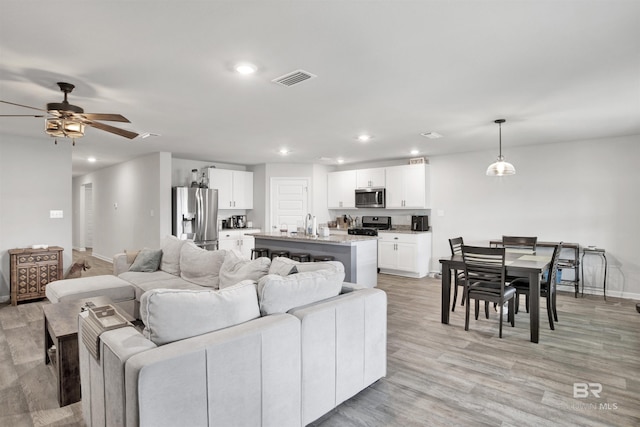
[9,246,63,305]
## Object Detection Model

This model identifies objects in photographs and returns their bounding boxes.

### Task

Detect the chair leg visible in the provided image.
[475,300,480,320]
[547,295,555,330]
[509,298,515,327]
[465,296,471,331]
[552,291,559,322]
[525,294,530,313]
[452,278,459,312]
[498,302,504,338]
[461,287,465,306]
[485,302,490,319]
[515,292,520,314]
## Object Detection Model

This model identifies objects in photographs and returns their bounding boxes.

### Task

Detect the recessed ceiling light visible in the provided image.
[87,157,96,163]
[410,149,420,155]
[337,158,345,164]
[235,63,257,75]
[357,134,372,142]
[279,148,290,155]
[420,132,442,139]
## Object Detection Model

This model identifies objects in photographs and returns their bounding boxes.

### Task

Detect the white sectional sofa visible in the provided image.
[47,236,387,426]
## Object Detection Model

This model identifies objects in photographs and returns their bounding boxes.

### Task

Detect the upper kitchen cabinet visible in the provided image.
[356,168,385,188]
[385,164,430,209]
[208,169,254,209]
[327,170,356,209]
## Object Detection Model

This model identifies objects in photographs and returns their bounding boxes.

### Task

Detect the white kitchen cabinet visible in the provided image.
[356,168,385,188]
[385,164,429,209]
[327,170,356,209]
[377,231,431,278]
[218,229,259,259]
[208,169,253,209]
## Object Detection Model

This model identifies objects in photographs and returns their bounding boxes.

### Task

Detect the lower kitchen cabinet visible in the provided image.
[378,232,431,278]
[218,229,259,258]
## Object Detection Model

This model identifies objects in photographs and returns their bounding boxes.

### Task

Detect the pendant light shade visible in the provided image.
[486,119,515,176]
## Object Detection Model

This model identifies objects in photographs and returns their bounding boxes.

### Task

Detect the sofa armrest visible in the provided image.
[113,252,133,275]
[341,281,368,293]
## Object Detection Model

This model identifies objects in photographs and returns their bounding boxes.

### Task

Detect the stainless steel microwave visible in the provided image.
[355,188,385,208]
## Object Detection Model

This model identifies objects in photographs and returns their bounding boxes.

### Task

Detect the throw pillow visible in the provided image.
[160,235,187,275]
[139,281,260,345]
[219,250,271,289]
[179,242,226,288]
[268,256,299,276]
[129,248,162,272]
[257,263,345,315]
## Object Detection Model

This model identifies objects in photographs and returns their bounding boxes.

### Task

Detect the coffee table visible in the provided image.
[43,296,133,407]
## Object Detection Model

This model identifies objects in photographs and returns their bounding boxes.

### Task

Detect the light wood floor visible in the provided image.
[1,259,638,426]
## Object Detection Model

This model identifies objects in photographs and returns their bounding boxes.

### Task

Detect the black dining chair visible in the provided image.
[502,235,537,253]
[448,237,466,311]
[461,245,516,338]
[510,242,563,330]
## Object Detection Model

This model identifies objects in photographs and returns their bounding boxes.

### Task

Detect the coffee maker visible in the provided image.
[411,215,429,231]
[232,215,246,228]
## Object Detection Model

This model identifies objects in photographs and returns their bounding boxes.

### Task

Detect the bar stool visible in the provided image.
[311,255,334,262]
[251,248,269,259]
[270,250,290,259]
[290,253,311,262]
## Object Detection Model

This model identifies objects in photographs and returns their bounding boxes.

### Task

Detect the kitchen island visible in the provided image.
[253,232,378,287]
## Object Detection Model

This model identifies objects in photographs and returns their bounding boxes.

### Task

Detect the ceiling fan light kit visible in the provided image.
[0,81,138,143]
[486,118,516,176]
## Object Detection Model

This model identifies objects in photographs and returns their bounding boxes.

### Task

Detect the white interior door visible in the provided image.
[270,178,309,232]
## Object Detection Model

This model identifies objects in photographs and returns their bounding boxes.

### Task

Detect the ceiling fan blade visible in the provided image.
[86,120,139,139]
[79,113,131,123]
[0,114,44,117]
[0,100,47,112]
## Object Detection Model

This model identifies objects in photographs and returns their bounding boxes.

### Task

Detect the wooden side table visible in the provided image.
[43,296,134,407]
[9,246,63,305]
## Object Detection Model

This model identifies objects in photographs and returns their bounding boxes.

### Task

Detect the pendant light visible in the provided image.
[486,119,516,176]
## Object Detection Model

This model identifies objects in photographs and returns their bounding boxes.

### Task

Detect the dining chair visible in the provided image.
[448,237,466,311]
[510,242,563,330]
[461,245,516,338]
[502,235,538,253]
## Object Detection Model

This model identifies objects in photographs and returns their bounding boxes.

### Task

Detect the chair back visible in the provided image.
[449,237,464,255]
[502,235,537,252]
[461,245,506,291]
[547,242,564,292]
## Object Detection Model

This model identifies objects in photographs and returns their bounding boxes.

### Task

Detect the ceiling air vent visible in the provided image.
[272,70,317,87]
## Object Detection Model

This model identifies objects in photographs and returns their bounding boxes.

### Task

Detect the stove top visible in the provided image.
[348,227,380,236]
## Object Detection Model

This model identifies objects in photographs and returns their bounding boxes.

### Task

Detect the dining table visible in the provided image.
[439,248,552,343]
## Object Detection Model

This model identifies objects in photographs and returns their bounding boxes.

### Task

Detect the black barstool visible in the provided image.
[270,250,290,259]
[290,253,311,262]
[251,248,269,259]
[311,255,334,262]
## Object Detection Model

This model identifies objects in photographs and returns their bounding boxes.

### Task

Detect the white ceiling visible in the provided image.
[1,1,639,176]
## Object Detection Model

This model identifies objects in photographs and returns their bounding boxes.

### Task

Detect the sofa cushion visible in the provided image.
[268,257,298,276]
[46,275,135,304]
[127,275,206,301]
[160,235,187,275]
[219,251,271,289]
[179,243,226,288]
[257,264,345,315]
[139,281,261,345]
[129,248,162,272]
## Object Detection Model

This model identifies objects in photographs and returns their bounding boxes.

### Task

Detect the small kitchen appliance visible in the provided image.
[411,215,429,231]
[232,215,246,228]
[355,188,385,208]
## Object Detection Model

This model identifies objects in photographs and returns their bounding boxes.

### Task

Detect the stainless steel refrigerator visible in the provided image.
[172,187,219,250]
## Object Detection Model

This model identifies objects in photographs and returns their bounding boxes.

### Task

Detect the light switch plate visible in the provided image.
[50,210,63,219]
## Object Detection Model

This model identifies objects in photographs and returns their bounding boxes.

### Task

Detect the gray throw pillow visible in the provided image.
[219,251,271,289]
[269,257,299,276]
[129,248,162,272]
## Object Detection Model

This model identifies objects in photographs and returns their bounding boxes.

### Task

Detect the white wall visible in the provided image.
[430,134,640,299]
[0,136,73,302]
[72,152,172,261]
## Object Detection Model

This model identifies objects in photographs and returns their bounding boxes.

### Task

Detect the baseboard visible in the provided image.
[90,252,114,263]
[556,283,640,301]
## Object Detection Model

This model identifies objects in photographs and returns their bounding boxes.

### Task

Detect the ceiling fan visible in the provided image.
[0,82,139,142]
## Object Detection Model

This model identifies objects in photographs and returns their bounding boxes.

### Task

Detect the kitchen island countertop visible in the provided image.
[251,232,378,245]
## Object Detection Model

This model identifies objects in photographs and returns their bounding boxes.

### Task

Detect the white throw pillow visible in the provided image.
[257,264,345,315]
[268,257,299,276]
[140,281,260,345]
[219,250,271,289]
[179,242,226,288]
[160,235,187,275]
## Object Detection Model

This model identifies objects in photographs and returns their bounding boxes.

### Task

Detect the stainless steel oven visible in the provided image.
[355,188,385,208]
